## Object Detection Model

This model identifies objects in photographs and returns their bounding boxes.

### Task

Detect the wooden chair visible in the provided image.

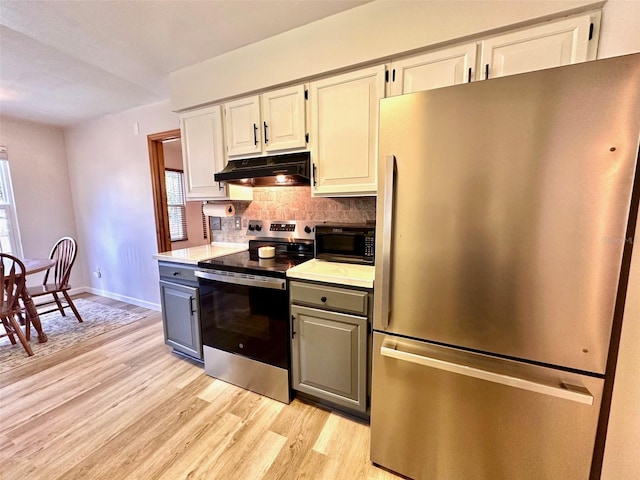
[26,237,83,324]
[1,253,34,356]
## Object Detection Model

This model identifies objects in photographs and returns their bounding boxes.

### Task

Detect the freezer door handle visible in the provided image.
[380,344,594,405]
[374,155,396,329]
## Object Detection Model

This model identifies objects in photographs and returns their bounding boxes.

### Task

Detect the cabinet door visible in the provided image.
[479,12,599,80]
[159,280,202,360]
[291,304,368,412]
[180,105,227,200]
[224,95,262,157]
[310,65,385,196]
[390,44,477,96]
[262,85,307,152]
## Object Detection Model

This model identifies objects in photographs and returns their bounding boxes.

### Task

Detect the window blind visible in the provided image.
[165,169,187,242]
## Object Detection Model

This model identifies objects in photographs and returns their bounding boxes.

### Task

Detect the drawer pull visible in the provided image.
[321,296,327,303]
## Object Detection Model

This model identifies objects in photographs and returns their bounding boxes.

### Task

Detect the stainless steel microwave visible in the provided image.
[314,224,375,265]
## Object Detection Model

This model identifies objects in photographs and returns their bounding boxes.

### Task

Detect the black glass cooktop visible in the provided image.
[198,240,313,278]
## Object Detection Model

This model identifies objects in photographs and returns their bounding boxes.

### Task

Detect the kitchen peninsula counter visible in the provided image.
[153,242,247,265]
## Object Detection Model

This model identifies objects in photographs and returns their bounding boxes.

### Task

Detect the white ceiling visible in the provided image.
[0,0,369,127]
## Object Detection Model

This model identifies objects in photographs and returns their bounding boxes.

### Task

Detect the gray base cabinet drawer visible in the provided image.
[291,304,368,413]
[290,281,368,315]
[158,262,198,283]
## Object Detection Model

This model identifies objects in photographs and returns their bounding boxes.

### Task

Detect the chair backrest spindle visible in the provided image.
[42,237,77,288]
[0,254,26,314]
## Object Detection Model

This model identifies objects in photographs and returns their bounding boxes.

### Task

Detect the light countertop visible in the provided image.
[153,242,247,265]
[287,259,375,289]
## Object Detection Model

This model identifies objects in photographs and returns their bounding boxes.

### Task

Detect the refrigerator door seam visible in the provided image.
[380,343,594,405]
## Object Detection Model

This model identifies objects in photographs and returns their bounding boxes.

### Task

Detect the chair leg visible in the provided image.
[8,315,34,356]
[17,307,31,341]
[62,291,83,323]
[52,292,66,316]
[2,317,17,345]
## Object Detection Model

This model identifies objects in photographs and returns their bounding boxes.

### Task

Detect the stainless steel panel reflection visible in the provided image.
[375,54,640,374]
[203,346,291,403]
[370,333,604,480]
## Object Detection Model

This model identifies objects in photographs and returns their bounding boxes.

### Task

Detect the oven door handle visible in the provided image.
[195,270,286,290]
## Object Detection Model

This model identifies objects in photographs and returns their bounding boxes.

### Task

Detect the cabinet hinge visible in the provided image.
[305,132,309,143]
[385,69,389,83]
[304,88,308,100]
[588,22,594,41]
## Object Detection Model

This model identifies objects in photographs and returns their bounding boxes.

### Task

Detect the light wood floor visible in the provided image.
[0,294,401,480]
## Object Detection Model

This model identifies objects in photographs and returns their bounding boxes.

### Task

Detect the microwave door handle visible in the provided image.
[380,344,594,405]
[375,155,396,329]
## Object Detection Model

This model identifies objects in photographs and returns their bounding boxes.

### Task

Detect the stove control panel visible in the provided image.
[246,220,315,240]
[270,223,296,232]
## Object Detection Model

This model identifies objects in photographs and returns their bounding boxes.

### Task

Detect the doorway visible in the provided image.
[148,129,209,253]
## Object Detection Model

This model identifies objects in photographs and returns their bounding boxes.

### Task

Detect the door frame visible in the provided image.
[148,129,181,253]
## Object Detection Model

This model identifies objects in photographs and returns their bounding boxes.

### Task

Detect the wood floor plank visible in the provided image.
[0,293,401,480]
[263,399,332,480]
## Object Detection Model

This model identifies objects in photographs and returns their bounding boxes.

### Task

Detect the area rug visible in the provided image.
[0,298,146,373]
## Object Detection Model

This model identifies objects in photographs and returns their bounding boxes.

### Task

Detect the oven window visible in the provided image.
[200,280,289,369]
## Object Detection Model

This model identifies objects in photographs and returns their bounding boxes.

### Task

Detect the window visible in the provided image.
[165,169,187,242]
[0,147,23,256]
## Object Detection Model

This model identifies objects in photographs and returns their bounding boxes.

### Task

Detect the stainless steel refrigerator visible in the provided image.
[371,54,640,480]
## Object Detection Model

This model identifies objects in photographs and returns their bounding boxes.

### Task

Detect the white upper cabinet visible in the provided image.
[310,65,385,196]
[478,12,600,80]
[180,105,252,201]
[262,85,307,152]
[224,85,307,157]
[224,96,262,157]
[389,43,477,96]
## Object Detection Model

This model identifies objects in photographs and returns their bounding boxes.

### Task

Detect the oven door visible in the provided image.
[196,270,289,369]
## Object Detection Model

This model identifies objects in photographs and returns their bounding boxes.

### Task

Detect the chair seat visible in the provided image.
[27,283,72,296]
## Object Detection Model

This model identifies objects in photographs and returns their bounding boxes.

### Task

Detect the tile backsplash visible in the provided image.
[209,186,376,243]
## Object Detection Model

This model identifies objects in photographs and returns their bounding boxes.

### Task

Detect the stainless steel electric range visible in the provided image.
[195,220,315,403]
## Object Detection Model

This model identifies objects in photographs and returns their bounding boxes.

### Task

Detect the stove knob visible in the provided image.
[304,225,312,234]
[255,224,262,232]
[248,225,255,231]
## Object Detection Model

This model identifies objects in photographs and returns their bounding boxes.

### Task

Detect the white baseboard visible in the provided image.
[77,286,161,311]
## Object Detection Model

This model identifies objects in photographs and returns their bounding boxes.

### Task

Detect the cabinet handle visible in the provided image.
[172,271,180,276]
[190,297,196,316]
[468,67,472,83]
[291,315,296,338]
[253,123,258,146]
[320,296,327,303]
[263,121,269,144]
[485,64,489,80]
[312,163,317,186]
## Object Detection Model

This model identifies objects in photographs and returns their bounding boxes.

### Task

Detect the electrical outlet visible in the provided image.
[235,216,242,230]
[211,216,222,230]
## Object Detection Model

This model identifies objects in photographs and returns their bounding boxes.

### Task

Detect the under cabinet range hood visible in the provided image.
[214,152,310,187]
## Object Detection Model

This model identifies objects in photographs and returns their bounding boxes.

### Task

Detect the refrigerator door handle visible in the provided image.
[375,155,396,329]
[380,344,594,405]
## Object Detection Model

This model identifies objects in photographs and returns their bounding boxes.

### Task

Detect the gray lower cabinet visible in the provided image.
[290,281,370,414]
[159,262,202,361]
